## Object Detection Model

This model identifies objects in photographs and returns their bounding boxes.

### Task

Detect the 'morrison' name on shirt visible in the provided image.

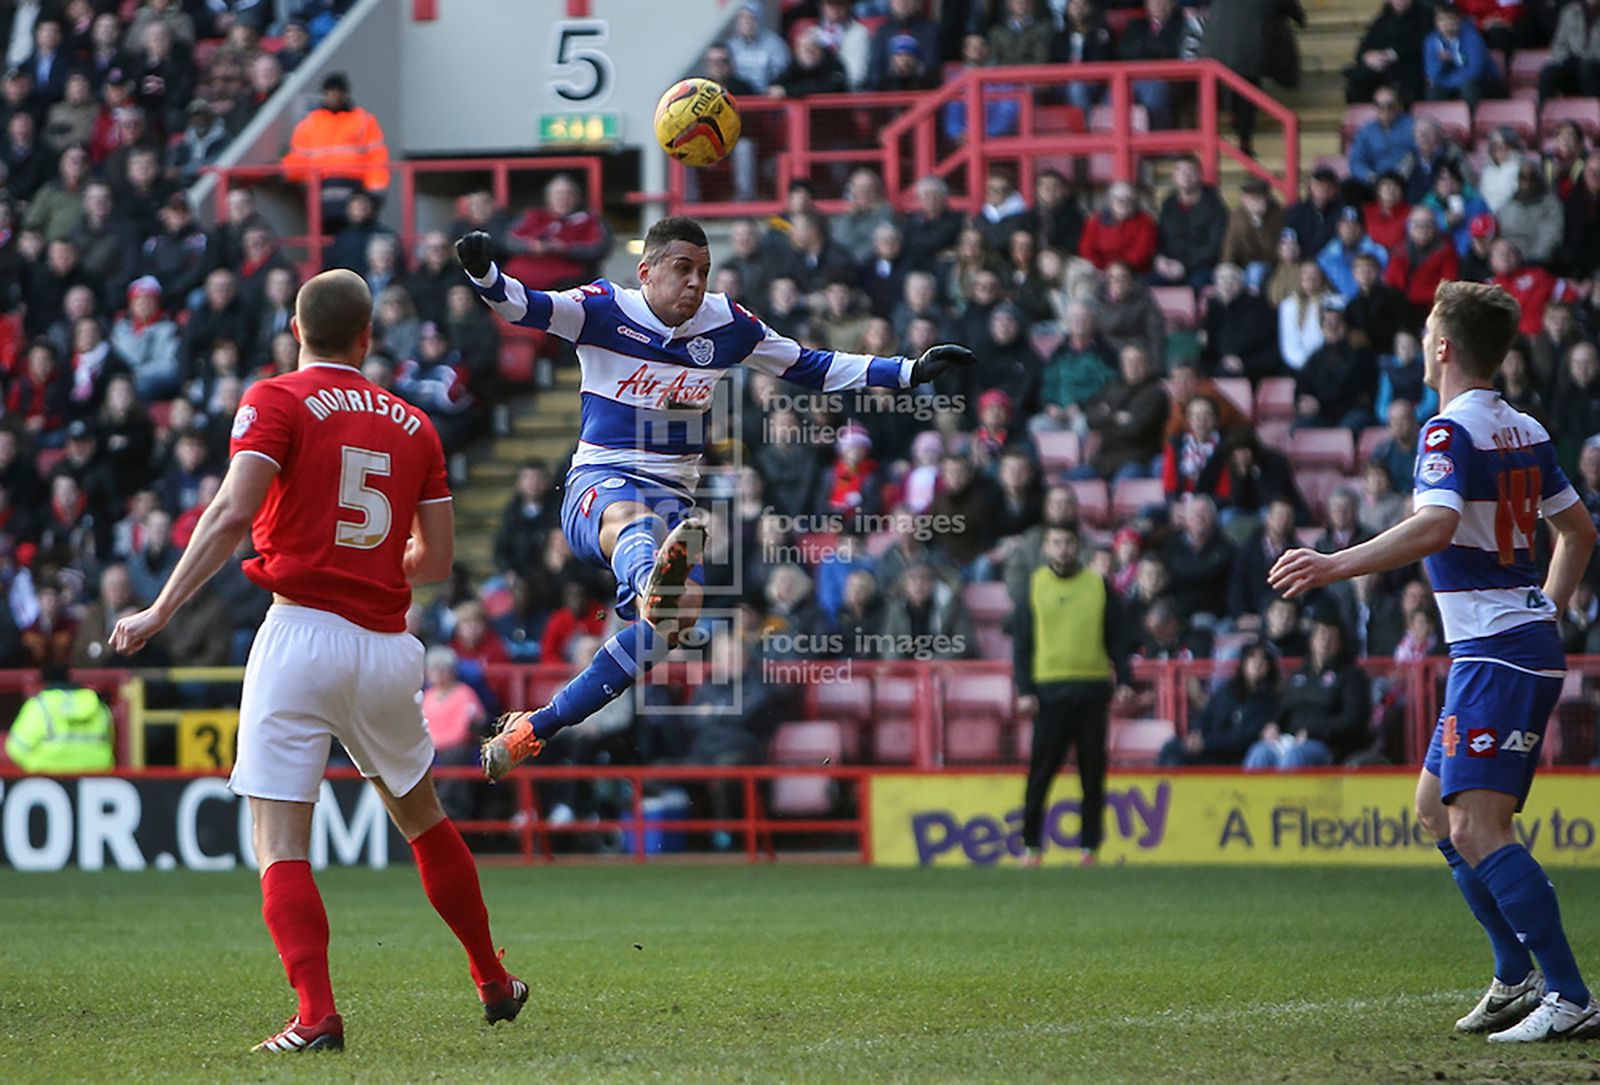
[302,387,422,435]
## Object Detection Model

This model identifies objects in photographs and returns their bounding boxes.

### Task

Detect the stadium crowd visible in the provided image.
[8,0,1600,788]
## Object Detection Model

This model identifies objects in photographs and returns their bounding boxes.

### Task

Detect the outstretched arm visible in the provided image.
[110,453,278,654]
[743,314,974,392]
[1269,505,1459,599]
[457,231,587,342]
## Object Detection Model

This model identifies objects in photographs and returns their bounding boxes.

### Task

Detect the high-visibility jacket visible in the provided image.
[4,686,115,773]
[282,106,390,192]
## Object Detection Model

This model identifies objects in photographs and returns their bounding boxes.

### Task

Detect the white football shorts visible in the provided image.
[229,603,434,804]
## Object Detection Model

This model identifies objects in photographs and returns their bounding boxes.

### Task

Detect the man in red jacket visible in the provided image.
[1383,207,1459,324]
[1490,239,1569,336]
[502,174,614,291]
[1078,182,1158,273]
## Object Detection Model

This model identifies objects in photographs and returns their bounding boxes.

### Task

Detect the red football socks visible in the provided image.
[260,859,337,1023]
[410,819,509,989]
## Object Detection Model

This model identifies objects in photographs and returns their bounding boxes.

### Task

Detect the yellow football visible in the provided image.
[653,78,742,168]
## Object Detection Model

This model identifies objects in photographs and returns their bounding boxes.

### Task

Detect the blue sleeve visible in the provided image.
[1536,440,1577,507]
[1413,418,1469,512]
[1350,126,1376,181]
[1424,33,1445,85]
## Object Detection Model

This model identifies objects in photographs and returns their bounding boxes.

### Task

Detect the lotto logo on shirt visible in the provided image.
[1466,728,1498,757]
[1424,425,1451,451]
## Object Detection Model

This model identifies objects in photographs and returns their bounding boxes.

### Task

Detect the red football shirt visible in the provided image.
[229,362,450,632]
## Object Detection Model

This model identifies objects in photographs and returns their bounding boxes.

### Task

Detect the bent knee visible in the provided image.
[1415,803,1450,841]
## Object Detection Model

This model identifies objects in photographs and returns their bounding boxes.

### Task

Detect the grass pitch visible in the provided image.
[4,864,1600,1083]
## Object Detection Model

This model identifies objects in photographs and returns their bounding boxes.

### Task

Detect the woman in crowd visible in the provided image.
[1159,641,1282,765]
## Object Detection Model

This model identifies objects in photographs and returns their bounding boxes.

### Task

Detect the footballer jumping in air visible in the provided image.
[110,270,526,1053]
[457,217,973,778]
[1270,281,1600,1043]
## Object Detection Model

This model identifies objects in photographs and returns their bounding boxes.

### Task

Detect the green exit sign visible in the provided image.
[539,113,621,146]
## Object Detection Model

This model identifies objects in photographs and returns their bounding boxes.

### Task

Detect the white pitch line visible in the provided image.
[1017,989,1483,1036]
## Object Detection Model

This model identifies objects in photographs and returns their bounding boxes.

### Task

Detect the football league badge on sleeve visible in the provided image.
[231,404,258,439]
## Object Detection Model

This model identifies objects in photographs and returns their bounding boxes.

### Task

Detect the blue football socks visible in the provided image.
[1437,840,1534,984]
[1475,842,1591,1004]
[531,622,667,741]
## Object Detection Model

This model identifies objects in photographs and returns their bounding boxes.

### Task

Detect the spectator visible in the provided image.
[901,176,965,273]
[1284,165,1344,256]
[1016,168,1086,258]
[1014,522,1131,866]
[813,276,872,354]
[1495,160,1563,267]
[123,0,195,51]
[1562,151,1600,279]
[1295,304,1378,429]
[3,110,49,201]
[1350,89,1415,189]
[73,563,138,667]
[324,189,388,275]
[881,561,976,660]
[1134,595,1215,660]
[989,0,1052,65]
[1161,494,1234,622]
[25,141,90,243]
[1201,262,1280,380]
[977,303,1042,416]
[125,506,180,603]
[1316,488,1371,557]
[167,98,227,186]
[1403,117,1474,205]
[1117,0,1191,128]
[451,599,509,668]
[72,181,137,309]
[1229,497,1299,622]
[281,72,389,226]
[1373,397,1420,492]
[1220,176,1286,290]
[131,21,194,136]
[1244,614,1372,767]
[109,275,180,400]
[95,374,154,495]
[1094,259,1167,361]
[43,69,94,152]
[975,166,1028,249]
[403,230,455,328]
[1151,155,1228,290]
[1162,395,1226,498]
[1496,341,1546,420]
[831,168,895,265]
[66,317,126,418]
[228,51,283,135]
[136,193,208,314]
[5,662,113,772]
[929,454,1001,577]
[85,13,127,89]
[1052,0,1115,113]
[1160,641,1281,765]
[1423,3,1501,108]
[876,28,937,90]
[1198,0,1305,154]
[815,0,872,89]
[1490,239,1562,336]
[24,19,65,106]
[275,18,311,73]
[1083,343,1170,481]
[787,209,856,295]
[771,26,848,97]
[1477,128,1524,212]
[834,569,885,654]
[1278,260,1333,372]
[502,174,611,292]
[182,268,249,381]
[868,0,940,90]
[1035,301,1116,432]
[1381,330,1438,427]
[1345,251,1410,352]
[8,338,69,439]
[1362,170,1411,251]
[1457,210,1498,281]
[1318,206,1389,300]
[943,34,1025,141]
[1384,207,1460,321]
[1541,0,1600,102]
[726,1,791,90]
[538,582,607,664]
[1001,229,1055,324]
[1550,342,1600,472]
[1421,161,1489,256]
[821,421,881,516]
[1345,0,1432,104]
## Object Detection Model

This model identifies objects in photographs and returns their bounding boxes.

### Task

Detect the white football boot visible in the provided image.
[1455,970,1543,1033]
[1487,990,1600,1042]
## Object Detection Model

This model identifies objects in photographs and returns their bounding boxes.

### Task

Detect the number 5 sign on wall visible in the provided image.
[549,20,613,106]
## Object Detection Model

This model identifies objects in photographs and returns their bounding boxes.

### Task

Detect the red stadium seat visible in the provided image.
[1256,419,1292,453]
[1067,479,1110,527]
[871,675,919,763]
[976,627,1012,660]
[1341,104,1380,150]
[1295,469,1348,520]
[1034,429,1082,474]
[963,581,1014,627]
[1035,104,1085,134]
[771,720,851,764]
[1473,98,1538,144]
[1358,425,1391,464]
[770,778,834,816]
[1314,154,1349,179]
[1150,286,1197,330]
[1541,98,1600,141]
[1090,103,1149,133]
[1254,377,1296,422]
[498,337,537,385]
[812,677,873,724]
[1511,50,1552,93]
[1411,100,1471,145]
[872,720,917,763]
[1112,477,1165,521]
[943,672,1014,764]
[1212,377,1253,420]
[946,720,1005,763]
[1288,427,1356,472]
[1109,718,1176,766]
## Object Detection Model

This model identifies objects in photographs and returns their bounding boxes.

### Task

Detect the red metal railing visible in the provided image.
[203,156,605,271]
[661,60,1300,217]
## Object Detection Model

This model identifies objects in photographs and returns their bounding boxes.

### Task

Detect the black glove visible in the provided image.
[909,343,975,386]
[455,231,494,279]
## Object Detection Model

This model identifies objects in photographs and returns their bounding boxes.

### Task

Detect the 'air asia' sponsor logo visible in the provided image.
[614,364,718,408]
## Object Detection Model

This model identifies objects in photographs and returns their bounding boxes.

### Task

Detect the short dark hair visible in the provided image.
[1431,280,1521,379]
[295,269,371,356]
[1043,521,1080,543]
[642,216,709,264]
